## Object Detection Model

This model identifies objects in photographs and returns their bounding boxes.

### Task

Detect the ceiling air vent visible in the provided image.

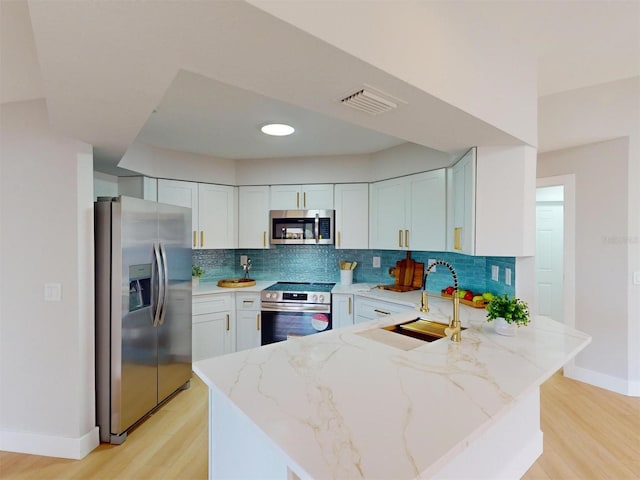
[339,87,400,115]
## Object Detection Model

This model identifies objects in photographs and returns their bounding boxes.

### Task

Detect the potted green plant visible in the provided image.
[486,294,530,336]
[192,265,205,287]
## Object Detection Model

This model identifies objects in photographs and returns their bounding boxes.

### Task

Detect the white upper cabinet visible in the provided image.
[447,145,536,257]
[334,183,369,249]
[370,170,446,251]
[238,186,269,249]
[270,184,334,210]
[158,179,237,249]
[447,148,476,255]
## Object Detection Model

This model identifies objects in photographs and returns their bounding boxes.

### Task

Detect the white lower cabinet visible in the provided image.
[332,293,354,329]
[235,293,261,351]
[192,293,235,362]
[354,296,413,324]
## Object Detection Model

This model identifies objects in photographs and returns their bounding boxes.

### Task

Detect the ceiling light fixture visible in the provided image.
[261,123,295,136]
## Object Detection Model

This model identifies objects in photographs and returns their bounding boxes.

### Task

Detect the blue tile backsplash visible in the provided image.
[193,246,515,297]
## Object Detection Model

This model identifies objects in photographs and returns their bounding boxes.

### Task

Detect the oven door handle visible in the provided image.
[261,304,330,313]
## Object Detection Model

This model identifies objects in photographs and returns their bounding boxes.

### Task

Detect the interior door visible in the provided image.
[157,202,192,402]
[536,197,564,322]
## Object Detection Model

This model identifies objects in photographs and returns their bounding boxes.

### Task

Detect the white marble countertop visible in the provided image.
[194,307,591,479]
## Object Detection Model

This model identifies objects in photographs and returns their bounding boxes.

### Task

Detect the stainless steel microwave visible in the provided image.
[269,210,335,245]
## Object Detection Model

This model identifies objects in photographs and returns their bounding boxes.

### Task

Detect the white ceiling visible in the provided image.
[1,1,638,172]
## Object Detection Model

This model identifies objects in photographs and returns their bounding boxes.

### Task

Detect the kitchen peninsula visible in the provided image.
[194,298,591,479]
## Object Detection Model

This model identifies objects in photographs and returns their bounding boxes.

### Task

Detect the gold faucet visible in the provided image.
[420,260,462,342]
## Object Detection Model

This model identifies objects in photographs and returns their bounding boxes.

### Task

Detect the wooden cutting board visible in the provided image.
[380,252,424,292]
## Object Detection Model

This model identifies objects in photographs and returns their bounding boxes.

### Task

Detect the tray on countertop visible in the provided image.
[441,291,488,309]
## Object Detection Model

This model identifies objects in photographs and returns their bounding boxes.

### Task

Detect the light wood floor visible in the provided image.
[1,371,638,479]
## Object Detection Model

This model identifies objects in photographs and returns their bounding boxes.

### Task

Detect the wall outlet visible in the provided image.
[491,265,499,282]
[505,268,512,286]
[634,271,640,285]
[44,283,62,302]
[373,256,381,268]
[240,255,248,265]
[428,259,437,272]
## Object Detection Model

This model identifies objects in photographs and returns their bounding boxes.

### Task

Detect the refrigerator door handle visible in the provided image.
[158,243,169,326]
[153,242,164,327]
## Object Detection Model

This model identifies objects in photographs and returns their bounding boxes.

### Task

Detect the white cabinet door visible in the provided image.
[407,170,446,251]
[334,184,368,249]
[158,179,199,247]
[270,184,334,210]
[198,184,237,249]
[159,180,237,249]
[192,311,233,362]
[369,178,407,250]
[235,293,261,352]
[332,294,354,329]
[302,184,334,209]
[192,294,235,361]
[448,148,476,255]
[238,186,269,248]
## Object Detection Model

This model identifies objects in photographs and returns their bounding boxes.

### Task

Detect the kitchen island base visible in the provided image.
[202,383,542,479]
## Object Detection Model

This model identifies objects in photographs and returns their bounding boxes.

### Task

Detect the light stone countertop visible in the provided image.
[192,280,276,295]
[194,307,591,479]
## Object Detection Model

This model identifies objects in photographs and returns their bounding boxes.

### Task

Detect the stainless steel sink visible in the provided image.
[382,318,466,343]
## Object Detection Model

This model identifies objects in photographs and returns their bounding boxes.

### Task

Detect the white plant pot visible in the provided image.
[494,317,518,336]
[192,276,199,287]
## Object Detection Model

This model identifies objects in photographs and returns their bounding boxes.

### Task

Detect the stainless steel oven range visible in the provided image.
[260,282,334,345]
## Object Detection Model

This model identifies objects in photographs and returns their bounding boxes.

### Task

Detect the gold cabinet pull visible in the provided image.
[256,313,260,331]
[374,308,390,316]
[398,229,403,248]
[200,231,204,248]
[303,192,307,208]
[263,231,267,248]
[296,192,300,208]
[405,229,409,248]
[337,231,341,248]
[454,227,462,251]
[348,297,352,315]
[226,314,230,331]
[192,230,197,248]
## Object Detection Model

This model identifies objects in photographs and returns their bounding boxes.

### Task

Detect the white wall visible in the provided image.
[0,99,99,458]
[93,171,118,199]
[538,77,639,396]
[369,143,452,180]
[119,143,237,185]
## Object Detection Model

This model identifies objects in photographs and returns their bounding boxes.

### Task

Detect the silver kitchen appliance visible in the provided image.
[269,210,335,245]
[95,196,192,444]
[260,282,334,345]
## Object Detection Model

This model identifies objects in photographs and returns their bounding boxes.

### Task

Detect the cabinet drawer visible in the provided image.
[193,293,233,315]
[235,293,260,311]
[354,297,413,321]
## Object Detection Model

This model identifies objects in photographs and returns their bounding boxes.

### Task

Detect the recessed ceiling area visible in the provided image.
[135,71,408,160]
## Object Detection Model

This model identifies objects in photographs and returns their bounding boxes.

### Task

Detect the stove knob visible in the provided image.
[319,295,325,303]
[311,294,318,302]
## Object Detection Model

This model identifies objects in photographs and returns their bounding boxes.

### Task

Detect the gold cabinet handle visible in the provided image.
[405,229,409,248]
[374,308,390,316]
[256,313,260,331]
[398,229,403,248]
[454,227,462,251]
[303,192,307,208]
[348,297,352,315]
[337,231,341,248]
[193,230,197,248]
[226,314,230,331]
[263,231,267,248]
[296,192,300,208]
[200,231,204,248]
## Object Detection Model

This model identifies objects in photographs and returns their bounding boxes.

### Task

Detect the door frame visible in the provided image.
[536,175,576,332]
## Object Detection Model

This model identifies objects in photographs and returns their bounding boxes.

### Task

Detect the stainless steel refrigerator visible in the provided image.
[95,196,192,444]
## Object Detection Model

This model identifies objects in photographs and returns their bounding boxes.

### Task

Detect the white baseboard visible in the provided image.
[564,364,640,397]
[0,426,100,459]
